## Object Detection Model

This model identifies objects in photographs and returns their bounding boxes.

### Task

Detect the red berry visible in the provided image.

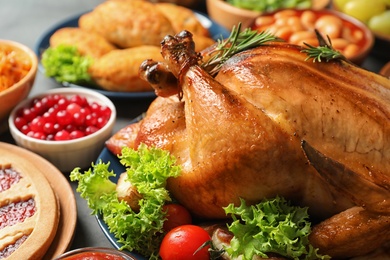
[54,130,70,141]
[97,117,108,128]
[70,130,85,139]
[29,116,45,132]
[14,117,27,130]
[85,126,99,135]
[70,95,88,107]
[33,101,44,115]
[15,94,111,141]
[66,103,82,115]
[43,122,55,134]
[42,111,56,123]
[20,125,30,135]
[72,112,85,126]
[85,114,97,127]
[57,97,69,110]
[32,131,46,140]
[56,110,73,126]
[100,106,111,118]
[21,108,36,122]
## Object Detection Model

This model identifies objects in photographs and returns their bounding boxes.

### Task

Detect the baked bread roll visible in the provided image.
[155,3,210,37]
[88,45,164,92]
[78,0,175,48]
[49,27,117,58]
[0,144,59,259]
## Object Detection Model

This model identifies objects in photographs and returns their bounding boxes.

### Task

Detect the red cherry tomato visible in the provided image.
[162,204,192,232]
[159,225,211,260]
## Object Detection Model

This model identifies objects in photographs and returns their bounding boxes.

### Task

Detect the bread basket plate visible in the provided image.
[0,142,77,259]
[35,11,230,101]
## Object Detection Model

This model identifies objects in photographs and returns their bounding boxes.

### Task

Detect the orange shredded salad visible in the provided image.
[0,45,32,92]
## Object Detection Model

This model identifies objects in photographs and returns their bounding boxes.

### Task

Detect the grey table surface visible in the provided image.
[0,0,388,258]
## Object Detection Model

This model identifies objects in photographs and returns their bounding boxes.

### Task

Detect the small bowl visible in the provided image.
[0,40,38,131]
[206,0,330,30]
[331,1,390,60]
[54,247,136,260]
[8,87,116,172]
[249,8,374,65]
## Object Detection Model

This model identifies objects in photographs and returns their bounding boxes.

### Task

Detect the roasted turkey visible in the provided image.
[106,30,390,258]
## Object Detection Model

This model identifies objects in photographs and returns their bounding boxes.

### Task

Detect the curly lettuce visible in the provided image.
[70,144,181,259]
[223,197,330,260]
[41,44,94,85]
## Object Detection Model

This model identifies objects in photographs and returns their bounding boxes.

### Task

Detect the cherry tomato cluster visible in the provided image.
[160,204,211,260]
[13,94,111,141]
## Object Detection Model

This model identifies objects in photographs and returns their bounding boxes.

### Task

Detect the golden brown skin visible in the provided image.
[216,43,390,185]
[88,46,164,92]
[106,95,184,153]
[49,27,116,58]
[79,0,175,48]
[309,206,390,258]
[109,32,390,258]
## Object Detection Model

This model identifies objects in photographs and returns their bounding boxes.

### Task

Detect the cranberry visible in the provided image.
[43,122,55,134]
[72,112,85,126]
[70,130,85,139]
[33,100,47,115]
[42,111,56,123]
[57,97,69,110]
[56,110,73,126]
[69,95,88,107]
[14,94,112,141]
[55,130,70,141]
[85,126,99,135]
[32,131,46,140]
[85,114,97,126]
[21,107,36,122]
[14,116,27,130]
[20,125,30,135]
[29,116,45,132]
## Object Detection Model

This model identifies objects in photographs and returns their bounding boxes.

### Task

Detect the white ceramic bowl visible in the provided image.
[8,87,116,172]
[0,39,38,131]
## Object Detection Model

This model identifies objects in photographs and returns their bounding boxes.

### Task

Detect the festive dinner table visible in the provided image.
[0,0,388,257]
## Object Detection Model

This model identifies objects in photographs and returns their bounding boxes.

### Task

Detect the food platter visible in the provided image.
[34,11,230,100]
[0,142,77,259]
[95,147,145,260]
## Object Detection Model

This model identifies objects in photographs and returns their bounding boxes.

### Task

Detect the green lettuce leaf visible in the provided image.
[70,143,181,259]
[41,44,94,85]
[223,197,330,260]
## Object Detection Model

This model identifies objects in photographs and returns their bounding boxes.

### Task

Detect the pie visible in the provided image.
[0,143,60,259]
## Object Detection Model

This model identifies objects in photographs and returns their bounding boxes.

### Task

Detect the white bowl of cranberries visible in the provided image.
[8,87,116,172]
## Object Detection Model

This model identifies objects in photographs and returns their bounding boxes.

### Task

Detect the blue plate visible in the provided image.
[35,11,230,100]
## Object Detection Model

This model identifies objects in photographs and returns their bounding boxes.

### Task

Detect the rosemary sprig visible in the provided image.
[201,23,281,76]
[301,30,345,62]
